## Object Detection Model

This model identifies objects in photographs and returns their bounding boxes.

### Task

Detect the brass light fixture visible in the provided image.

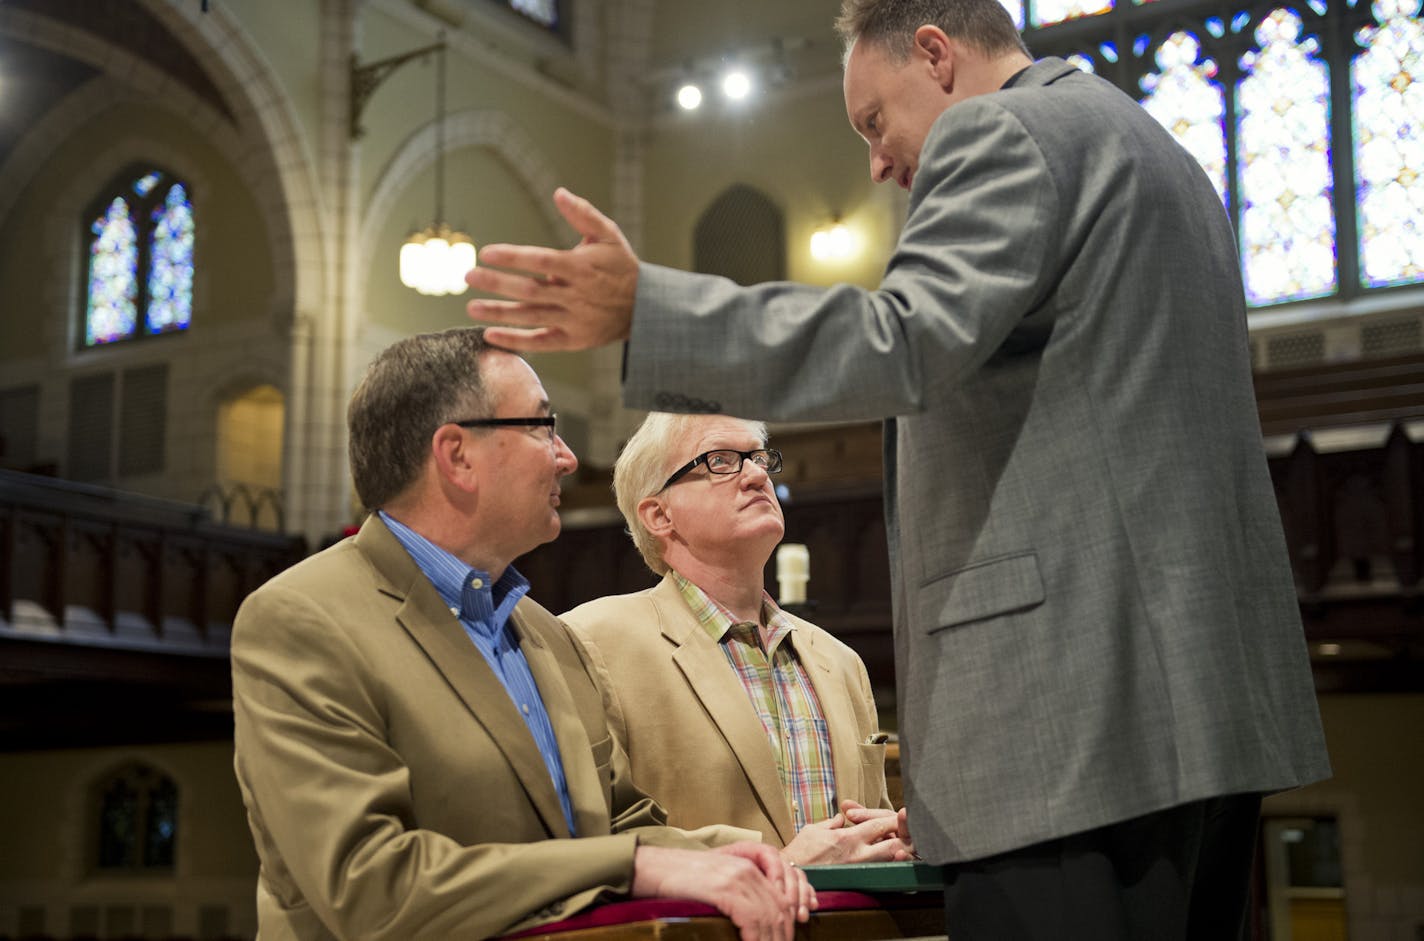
[397,38,475,296]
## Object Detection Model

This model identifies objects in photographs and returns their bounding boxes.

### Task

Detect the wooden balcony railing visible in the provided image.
[0,470,306,749]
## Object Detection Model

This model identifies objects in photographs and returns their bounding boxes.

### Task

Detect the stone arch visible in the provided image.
[694,184,787,285]
[133,0,325,321]
[359,108,566,273]
[0,5,315,339]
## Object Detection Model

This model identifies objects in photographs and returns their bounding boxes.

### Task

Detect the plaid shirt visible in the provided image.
[672,571,837,831]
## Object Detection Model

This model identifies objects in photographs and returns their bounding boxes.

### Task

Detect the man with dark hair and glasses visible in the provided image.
[563,412,913,865]
[230,328,811,941]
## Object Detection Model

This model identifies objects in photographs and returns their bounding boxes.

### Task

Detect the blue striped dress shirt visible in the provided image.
[379,511,577,836]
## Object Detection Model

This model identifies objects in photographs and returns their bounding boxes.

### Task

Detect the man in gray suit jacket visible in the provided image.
[465,0,1331,937]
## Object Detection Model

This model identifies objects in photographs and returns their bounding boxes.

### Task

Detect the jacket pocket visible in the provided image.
[856,741,889,805]
[589,733,614,778]
[922,550,1045,633]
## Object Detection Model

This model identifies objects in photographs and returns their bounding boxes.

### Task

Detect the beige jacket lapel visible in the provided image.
[653,576,798,846]
[788,620,860,813]
[513,607,612,839]
[357,517,573,839]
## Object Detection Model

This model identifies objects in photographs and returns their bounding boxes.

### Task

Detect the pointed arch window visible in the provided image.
[81,168,194,348]
[1016,0,1423,312]
[1237,9,1336,305]
[94,762,178,872]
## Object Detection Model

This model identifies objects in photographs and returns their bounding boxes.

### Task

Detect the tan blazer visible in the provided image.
[561,573,892,848]
[231,517,734,941]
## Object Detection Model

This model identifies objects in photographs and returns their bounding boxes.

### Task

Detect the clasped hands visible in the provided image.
[632,841,813,941]
[782,799,916,866]
[629,800,913,940]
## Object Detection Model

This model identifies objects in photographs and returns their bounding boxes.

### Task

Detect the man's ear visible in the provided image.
[637,495,674,539]
[432,424,479,495]
[915,25,956,90]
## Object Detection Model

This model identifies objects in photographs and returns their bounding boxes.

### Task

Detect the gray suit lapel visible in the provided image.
[357,518,572,839]
[655,578,798,845]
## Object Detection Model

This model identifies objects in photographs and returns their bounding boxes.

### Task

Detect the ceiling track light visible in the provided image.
[676,83,703,110]
[648,35,809,113]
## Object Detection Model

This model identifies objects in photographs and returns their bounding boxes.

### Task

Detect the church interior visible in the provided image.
[0,0,1421,938]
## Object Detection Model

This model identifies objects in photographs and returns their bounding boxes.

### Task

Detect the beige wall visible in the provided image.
[0,741,258,940]
[1264,693,1424,940]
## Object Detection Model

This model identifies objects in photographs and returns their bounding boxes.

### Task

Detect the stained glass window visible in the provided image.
[147,184,195,335]
[85,198,139,346]
[81,168,194,348]
[1022,0,1423,311]
[1032,0,1113,28]
[95,763,177,872]
[1000,0,1027,30]
[1140,32,1228,205]
[1237,10,1337,305]
[1352,0,1424,288]
[507,0,557,28]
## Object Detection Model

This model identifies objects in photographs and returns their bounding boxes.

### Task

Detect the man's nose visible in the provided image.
[871,151,893,184]
[555,434,579,475]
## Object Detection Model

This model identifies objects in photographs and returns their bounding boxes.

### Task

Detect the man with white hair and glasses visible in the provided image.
[563,412,913,865]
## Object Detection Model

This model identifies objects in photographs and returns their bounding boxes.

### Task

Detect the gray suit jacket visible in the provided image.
[562,573,892,848]
[622,58,1330,863]
[230,516,730,940]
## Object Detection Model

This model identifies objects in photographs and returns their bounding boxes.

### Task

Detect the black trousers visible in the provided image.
[941,793,1263,941]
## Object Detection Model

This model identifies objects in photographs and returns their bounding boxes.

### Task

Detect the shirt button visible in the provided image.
[471,577,485,589]
[522,703,530,715]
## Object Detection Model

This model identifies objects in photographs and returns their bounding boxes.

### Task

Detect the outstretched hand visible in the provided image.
[466,187,639,353]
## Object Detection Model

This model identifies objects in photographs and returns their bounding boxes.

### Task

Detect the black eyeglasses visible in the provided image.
[454,414,558,441]
[660,448,783,491]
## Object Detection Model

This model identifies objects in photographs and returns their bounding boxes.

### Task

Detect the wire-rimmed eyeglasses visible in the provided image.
[659,448,783,492]
[453,414,557,442]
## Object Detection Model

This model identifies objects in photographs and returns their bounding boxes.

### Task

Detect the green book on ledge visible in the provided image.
[802,861,945,893]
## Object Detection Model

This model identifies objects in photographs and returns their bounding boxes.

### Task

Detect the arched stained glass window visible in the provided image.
[147,183,195,334]
[1352,0,1424,288]
[85,198,139,346]
[1237,10,1337,305]
[95,762,178,872]
[1140,32,1228,205]
[81,167,194,348]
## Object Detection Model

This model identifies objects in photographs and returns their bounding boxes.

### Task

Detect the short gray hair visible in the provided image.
[614,412,768,575]
[347,327,497,510]
[836,0,1030,62]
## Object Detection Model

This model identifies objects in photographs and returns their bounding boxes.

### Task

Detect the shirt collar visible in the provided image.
[378,510,529,620]
[670,570,796,650]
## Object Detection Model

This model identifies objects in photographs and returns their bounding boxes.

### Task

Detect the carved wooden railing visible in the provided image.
[0,470,306,748]
[524,423,1424,698]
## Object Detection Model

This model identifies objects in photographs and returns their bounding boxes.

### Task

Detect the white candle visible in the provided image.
[776,543,810,605]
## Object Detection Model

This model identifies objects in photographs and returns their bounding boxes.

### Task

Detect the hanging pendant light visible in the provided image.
[399,37,475,296]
